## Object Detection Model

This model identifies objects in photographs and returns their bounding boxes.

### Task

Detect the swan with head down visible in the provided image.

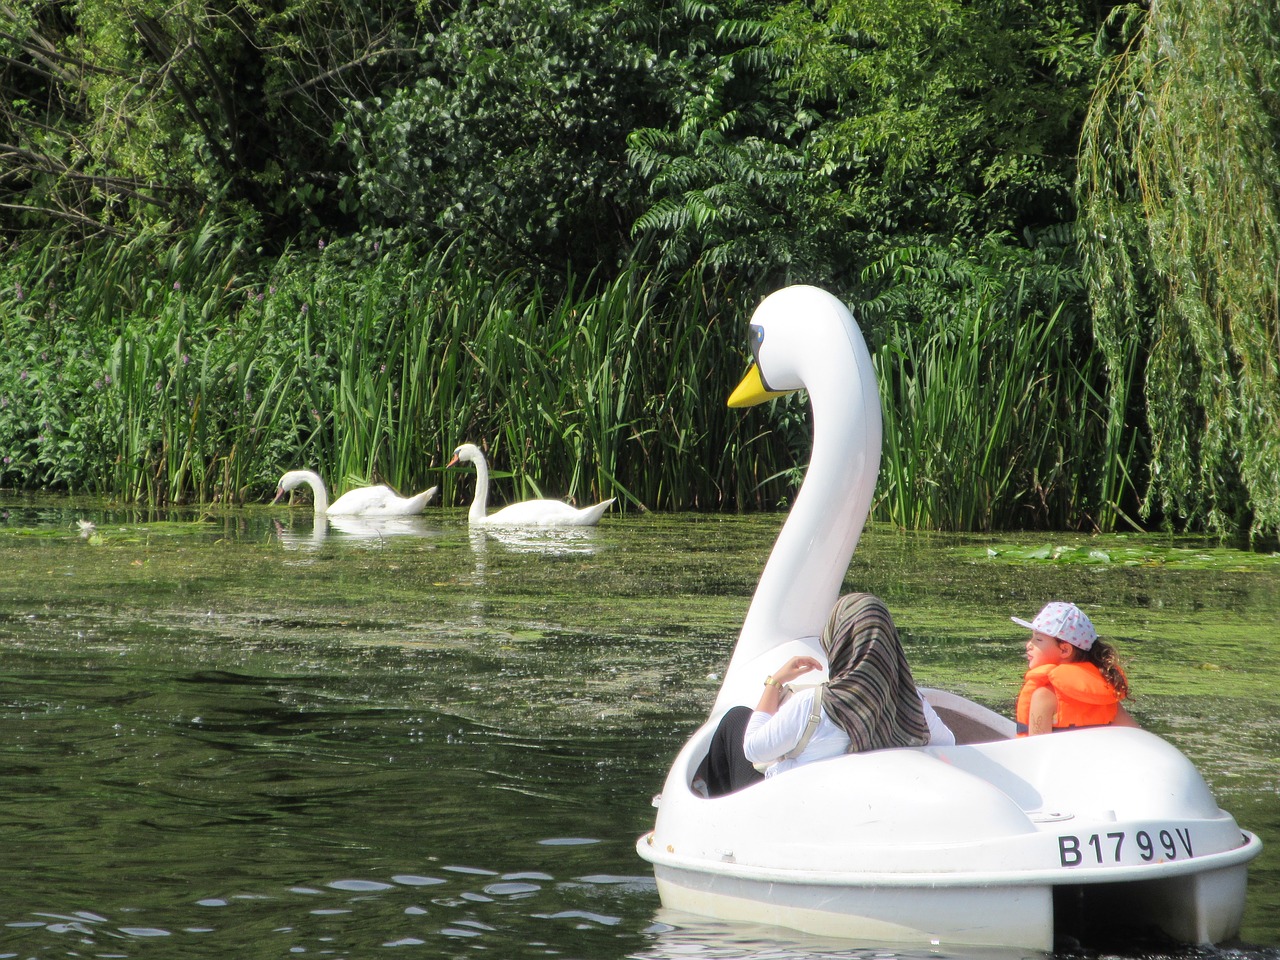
[447,443,616,527]
[272,470,438,517]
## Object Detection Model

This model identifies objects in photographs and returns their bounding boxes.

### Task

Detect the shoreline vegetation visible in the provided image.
[3,1,1277,541]
[0,226,1157,537]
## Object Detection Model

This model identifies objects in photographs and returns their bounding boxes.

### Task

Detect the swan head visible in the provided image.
[728,285,855,407]
[272,470,313,503]
[448,443,484,467]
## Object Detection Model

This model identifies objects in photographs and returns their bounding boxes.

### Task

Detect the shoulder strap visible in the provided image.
[780,684,824,761]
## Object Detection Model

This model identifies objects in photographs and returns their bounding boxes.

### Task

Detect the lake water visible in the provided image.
[1,494,1278,960]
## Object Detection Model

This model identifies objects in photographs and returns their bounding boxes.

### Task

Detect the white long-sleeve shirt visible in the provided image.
[743,687,955,778]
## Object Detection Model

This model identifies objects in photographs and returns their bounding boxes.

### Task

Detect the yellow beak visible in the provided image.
[728,363,789,408]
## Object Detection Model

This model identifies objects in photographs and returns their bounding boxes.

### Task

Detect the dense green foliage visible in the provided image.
[2,0,1093,284]
[1,228,1137,531]
[0,0,426,237]
[2,0,1277,538]
[1078,0,1280,540]
[0,229,756,510]
[629,0,1097,288]
[865,232,1130,531]
[342,0,669,281]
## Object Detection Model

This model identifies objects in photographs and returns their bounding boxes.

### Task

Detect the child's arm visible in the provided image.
[1027,687,1057,735]
[1112,703,1140,728]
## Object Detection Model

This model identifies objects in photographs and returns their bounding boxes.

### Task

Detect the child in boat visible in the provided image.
[697,593,953,797]
[1012,601,1138,735]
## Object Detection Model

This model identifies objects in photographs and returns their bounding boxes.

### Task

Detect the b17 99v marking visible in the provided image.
[1058,828,1194,867]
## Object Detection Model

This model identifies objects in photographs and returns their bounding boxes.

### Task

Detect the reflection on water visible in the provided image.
[0,646,663,959]
[469,523,608,556]
[273,513,443,549]
[638,911,1060,960]
[327,513,440,541]
[0,496,1278,960]
[272,513,607,556]
[6,853,657,958]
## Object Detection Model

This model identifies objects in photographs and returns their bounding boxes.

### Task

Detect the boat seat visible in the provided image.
[920,687,1016,744]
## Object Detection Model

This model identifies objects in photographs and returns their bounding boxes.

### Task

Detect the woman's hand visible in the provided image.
[754,655,826,718]
[771,655,824,686]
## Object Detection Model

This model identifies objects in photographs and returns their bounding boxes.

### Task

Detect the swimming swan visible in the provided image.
[447,443,616,526]
[272,470,438,517]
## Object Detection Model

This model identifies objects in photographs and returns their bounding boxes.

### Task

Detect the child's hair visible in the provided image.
[1075,639,1129,699]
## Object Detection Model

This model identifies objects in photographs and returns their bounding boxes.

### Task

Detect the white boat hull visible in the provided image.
[638,695,1261,950]
[643,836,1257,950]
[649,862,1056,948]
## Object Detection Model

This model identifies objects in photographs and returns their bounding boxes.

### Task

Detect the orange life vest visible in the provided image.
[1015,661,1123,736]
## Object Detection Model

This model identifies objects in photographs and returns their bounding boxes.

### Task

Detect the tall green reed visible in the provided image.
[429,264,648,508]
[874,301,1081,530]
[1,223,1132,532]
[863,238,1125,532]
[1,222,274,502]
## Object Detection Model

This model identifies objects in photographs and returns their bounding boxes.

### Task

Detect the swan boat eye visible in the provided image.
[747,324,777,392]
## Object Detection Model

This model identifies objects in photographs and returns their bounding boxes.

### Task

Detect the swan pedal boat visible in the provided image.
[636,285,1260,951]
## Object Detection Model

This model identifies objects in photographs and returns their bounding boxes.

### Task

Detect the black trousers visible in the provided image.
[695,705,765,797]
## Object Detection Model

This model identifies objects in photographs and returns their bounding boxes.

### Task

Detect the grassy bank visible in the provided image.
[0,227,1134,531]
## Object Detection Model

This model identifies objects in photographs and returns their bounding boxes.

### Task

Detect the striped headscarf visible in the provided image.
[820,593,929,752]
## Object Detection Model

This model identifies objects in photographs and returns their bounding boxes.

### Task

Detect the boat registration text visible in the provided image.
[1059,827,1194,867]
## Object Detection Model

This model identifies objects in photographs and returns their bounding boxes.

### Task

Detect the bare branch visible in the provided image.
[0,141,176,208]
[274,42,417,98]
[0,199,121,234]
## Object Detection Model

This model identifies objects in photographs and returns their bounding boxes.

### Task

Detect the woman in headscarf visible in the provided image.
[698,593,952,797]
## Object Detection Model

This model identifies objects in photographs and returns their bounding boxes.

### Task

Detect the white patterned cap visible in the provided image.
[1011,602,1097,651]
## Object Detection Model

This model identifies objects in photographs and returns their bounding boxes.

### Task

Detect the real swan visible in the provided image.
[273,469,437,517]
[447,443,615,527]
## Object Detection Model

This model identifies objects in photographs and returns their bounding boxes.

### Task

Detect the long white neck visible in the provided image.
[713,320,881,712]
[298,470,330,515]
[468,454,491,523]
